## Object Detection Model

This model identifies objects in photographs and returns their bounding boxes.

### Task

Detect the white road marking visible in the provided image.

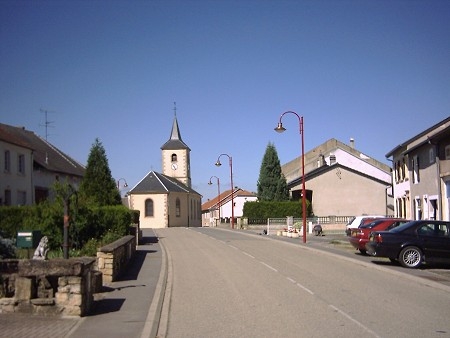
[260,261,278,272]
[329,305,381,338]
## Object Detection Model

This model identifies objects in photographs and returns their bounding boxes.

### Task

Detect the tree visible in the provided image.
[79,138,121,206]
[257,143,289,201]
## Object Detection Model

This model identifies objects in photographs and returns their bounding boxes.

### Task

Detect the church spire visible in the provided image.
[161,104,190,151]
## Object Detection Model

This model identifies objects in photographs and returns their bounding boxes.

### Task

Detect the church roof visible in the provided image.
[129,170,200,195]
[160,117,190,151]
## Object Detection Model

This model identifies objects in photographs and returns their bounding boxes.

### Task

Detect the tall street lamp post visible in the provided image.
[208,176,221,224]
[215,154,234,229]
[117,178,128,190]
[274,111,307,243]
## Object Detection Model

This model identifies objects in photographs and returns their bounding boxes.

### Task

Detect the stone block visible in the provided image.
[68,294,82,306]
[55,292,69,303]
[15,277,35,301]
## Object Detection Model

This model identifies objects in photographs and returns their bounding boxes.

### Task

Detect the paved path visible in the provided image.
[0,229,165,338]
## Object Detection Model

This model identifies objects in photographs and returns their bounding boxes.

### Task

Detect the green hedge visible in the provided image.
[242,200,311,219]
[0,204,133,252]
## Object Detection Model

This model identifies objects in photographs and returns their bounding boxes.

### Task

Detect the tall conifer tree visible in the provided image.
[79,138,121,206]
[257,143,289,201]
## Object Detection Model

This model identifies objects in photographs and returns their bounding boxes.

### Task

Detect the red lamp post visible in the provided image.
[215,154,234,229]
[275,111,307,243]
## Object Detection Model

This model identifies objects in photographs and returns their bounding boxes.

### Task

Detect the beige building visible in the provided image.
[282,138,393,217]
[128,116,202,228]
[386,116,450,221]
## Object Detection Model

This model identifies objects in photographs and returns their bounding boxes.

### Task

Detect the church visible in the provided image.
[127,115,202,228]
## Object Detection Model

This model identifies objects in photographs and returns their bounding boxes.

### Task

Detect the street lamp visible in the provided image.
[215,154,234,229]
[117,178,128,189]
[274,111,307,243]
[208,176,221,224]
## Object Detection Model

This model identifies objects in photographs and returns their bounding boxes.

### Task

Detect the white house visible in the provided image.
[201,188,257,227]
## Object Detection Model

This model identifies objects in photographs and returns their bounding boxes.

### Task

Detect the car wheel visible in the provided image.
[399,246,423,268]
[358,248,367,255]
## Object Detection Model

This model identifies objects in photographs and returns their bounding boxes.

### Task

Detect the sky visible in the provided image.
[1,0,449,202]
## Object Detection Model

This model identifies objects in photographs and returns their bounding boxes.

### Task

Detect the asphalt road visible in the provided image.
[155,227,450,338]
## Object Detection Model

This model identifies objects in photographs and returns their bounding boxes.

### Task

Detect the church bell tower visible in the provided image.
[160,107,191,188]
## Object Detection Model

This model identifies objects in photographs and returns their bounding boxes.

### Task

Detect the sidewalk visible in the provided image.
[0,229,165,338]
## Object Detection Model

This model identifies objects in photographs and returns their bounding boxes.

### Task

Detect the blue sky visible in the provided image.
[1,0,449,201]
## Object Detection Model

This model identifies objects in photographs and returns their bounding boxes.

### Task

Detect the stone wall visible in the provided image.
[0,258,97,316]
[96,235,136,283]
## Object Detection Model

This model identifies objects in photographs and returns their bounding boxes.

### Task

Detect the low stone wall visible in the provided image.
[0,258,97,316]
[96,235,136,283]
[0,234,137,317]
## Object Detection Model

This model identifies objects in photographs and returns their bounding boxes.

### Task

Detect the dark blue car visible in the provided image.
[365,220,450,268]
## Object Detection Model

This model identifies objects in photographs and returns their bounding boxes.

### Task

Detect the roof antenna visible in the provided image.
[173,101,177,117]
[40,108,56,141]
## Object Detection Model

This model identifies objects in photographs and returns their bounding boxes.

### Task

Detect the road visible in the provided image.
[155,227,450,338]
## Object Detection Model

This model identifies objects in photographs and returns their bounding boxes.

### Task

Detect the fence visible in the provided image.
[241,216,353,235]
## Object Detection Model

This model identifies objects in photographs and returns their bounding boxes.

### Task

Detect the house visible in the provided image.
[0,123,85,206]
[386,116,450,221]
[201,188,257,227]
[281,138,393,217]
[127,115,202,228]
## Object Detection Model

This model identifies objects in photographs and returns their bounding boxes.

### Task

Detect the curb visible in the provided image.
[140,231,168,338]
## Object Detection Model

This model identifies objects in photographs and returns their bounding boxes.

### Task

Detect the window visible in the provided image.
[4,150,10,172]
[412,155,420,184]
[17,191,26,205]
[417,224,434,236]
[4,189,11,206]
[403,158,408,181]
[171,153,177,162]
[445,145,450,160]
[429,148,435,164]
[145,199,154,217]
[18,154,25,175]
[176,198,180,217]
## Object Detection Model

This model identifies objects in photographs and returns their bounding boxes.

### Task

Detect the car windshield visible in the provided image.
[389,221,416,233]
[360,220,384,229]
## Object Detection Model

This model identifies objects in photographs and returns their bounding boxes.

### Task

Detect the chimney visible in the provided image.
[330,154,336,165]
[350,138,355,149]
[317,153,326,167]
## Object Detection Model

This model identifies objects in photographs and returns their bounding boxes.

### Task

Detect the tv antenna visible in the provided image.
[39,108,56,141]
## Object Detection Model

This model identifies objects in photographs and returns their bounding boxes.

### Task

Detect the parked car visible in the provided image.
[348,218,410,255]
[365,220,450,268]
[345,215,385,236]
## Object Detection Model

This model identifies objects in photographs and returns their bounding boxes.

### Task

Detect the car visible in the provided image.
[348,218,410,255]
[345,215,385,236]
[365,220,450,268]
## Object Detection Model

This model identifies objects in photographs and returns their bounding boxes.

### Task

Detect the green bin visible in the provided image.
[16,230,42,249]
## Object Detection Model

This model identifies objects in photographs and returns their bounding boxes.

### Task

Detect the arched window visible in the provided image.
[145,199,154,217]
[176,198,181,217]
[171,153,177,162]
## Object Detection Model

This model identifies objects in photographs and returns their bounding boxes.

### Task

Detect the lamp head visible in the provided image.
[123,182,128,188]
[208,180,212,185]
[274,122,286,133]
[215,160,222,167]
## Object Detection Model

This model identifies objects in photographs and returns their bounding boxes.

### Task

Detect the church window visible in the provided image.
[176,198,180,217]
[145,199,154,217]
